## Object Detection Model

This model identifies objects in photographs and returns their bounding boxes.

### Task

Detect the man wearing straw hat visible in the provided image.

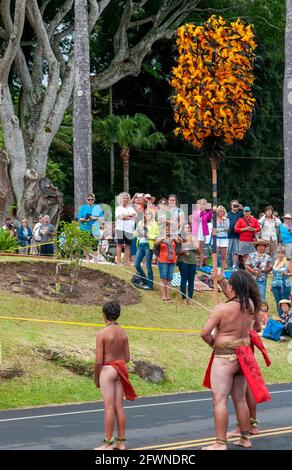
[245,239,273,302]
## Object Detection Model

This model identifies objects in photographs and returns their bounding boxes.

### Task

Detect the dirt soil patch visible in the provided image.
[35,346,94,378]
[0,367,25,380]
[0,261,140,306]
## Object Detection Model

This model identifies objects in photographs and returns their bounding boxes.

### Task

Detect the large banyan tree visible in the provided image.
[0,0,200,223]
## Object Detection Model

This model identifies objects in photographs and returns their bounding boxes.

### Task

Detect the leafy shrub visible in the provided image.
[0,229,19,253]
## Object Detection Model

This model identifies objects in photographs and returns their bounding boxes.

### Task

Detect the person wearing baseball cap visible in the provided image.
[234,206,261,264]
[279,214,292,261]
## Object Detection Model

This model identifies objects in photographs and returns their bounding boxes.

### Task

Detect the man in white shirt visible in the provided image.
[115,192,137,266]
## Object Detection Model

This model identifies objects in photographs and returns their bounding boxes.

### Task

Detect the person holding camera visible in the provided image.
[134,209,158,290]
[3,217,17,237]
[192,199,212,267]
[78,193,104,236]
[258,206,281,261]
[234,207,261,265]
[39,215,56,256]
[227,200,243,269]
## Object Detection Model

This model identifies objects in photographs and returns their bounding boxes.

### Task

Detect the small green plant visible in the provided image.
[56,221,96,292]
[0,229,19,253]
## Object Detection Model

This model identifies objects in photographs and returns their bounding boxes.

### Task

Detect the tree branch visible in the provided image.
[0,27,7,39]
[1,1,33,94]
[26,0,60,168]
[129,16,156,28]
[47,0,74,38]
[88,0,111,31]
[40,0,54,16]
[92,0,200,91]
[0,0,26,83]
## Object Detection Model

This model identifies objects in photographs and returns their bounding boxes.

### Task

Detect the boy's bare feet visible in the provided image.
[112,438,127,450]
[94,438,115,450]
[202,442,227,450]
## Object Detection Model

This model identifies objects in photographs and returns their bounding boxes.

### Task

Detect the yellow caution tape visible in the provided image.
[0,315,201,334]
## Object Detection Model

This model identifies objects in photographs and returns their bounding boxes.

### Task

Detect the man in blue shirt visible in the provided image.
[78,193,104,237]
[280,213,292,261]
[227,200,243,269]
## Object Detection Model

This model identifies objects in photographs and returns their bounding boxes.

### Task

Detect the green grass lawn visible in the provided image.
[0,257,291,410]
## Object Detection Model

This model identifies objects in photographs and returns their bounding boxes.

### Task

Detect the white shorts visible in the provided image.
[217,238,229,248]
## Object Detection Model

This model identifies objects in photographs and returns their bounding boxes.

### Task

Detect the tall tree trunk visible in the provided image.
[109,86,115,189]
[121,148,130,193]
[284,0,292,214]
[0,150,13,222]
[73,0,92,216]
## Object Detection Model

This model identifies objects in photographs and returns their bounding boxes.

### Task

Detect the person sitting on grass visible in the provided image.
[278,299,292,338]
[94,302,136,450]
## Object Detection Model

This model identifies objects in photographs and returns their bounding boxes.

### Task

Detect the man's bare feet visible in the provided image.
[182,299,187,305]
[202,443,227,450]
[233,438,252,448]
[249,426,259,435]
[227,427,241,439]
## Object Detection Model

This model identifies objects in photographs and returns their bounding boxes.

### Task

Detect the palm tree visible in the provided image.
[284,0,292,213]
[95,113,166,192]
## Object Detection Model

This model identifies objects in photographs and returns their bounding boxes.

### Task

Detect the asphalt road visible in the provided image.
[0,382,291,450]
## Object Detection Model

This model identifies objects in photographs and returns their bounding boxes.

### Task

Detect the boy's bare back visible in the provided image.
[96,325,130,364]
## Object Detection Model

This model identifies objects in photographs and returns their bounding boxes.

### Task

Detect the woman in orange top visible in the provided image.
[155,223,180,302]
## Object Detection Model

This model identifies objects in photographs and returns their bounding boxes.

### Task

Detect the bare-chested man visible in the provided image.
[201,270,264,450]
[217,271,270,439]
[94,301,136,450]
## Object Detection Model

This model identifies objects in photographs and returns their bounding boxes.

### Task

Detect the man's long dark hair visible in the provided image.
[228,270,262,313]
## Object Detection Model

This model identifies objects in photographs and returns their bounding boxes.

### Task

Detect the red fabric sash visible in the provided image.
[249,330,271,367]
[104,360,137,401]
[202,332,271,404]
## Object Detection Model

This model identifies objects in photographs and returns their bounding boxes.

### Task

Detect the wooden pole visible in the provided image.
[210,158,219,305]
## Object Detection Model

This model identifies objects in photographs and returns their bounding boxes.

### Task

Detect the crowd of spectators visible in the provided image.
[2,192,291,319]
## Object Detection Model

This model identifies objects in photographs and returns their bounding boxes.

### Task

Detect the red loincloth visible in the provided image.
[248,329,271,367]
[203,331,271,404]
[104,360,137,401]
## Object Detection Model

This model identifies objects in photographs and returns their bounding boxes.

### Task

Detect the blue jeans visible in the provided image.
[257,279,267,302]
[158,262,176,281]
[134,243,154,288]
[177,262,197,300]
[271,285,291,318]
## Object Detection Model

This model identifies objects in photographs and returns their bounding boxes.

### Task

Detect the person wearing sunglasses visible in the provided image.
[77,193,104,237]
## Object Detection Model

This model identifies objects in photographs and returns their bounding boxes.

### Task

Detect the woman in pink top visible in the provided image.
[192,199,213,266]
